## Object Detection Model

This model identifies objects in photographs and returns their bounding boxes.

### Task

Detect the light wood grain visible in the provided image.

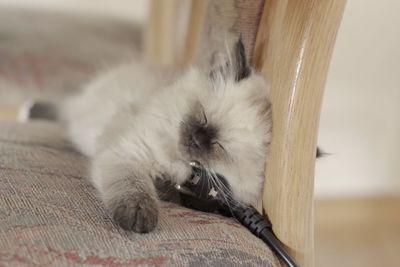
[180,0,207,65]
[144,0,187,65]
[253,1,346,266]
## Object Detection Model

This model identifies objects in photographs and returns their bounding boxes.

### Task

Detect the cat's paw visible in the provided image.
[109,193,159,233]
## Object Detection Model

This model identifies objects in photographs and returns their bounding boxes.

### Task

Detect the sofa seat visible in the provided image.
[0,121,279,266]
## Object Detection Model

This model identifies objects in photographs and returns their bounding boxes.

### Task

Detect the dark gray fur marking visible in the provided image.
[234,38,251,82]
[109,192,158,233]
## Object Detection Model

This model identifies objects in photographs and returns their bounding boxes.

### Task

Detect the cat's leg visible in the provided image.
[91,151,159,233]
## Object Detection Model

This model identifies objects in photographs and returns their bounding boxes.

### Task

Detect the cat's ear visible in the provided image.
[209,38,251,84]
[233,37,251,82]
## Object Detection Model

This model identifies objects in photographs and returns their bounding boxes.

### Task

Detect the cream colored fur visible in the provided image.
[61,54,272,232]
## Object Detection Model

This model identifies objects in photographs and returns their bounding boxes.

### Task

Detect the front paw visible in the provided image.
[109,193,159,233]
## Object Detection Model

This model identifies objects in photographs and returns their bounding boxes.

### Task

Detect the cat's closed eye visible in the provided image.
[179,103,226,160]
[211,141,226,152]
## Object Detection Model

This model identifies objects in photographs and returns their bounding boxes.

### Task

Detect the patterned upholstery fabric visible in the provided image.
[0,121,280,266]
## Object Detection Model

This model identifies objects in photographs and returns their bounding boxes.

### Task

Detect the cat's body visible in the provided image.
[60,40,272,232]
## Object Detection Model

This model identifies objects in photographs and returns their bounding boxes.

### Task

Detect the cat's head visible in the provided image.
[177,39,272,207]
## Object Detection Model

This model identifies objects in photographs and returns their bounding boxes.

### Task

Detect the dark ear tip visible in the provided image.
[234,36,251,82]
[235,36,245,53]
[209,36,251,83]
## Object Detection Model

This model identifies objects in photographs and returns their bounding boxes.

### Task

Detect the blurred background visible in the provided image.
[315,1,400,266]
[0,1,398,266]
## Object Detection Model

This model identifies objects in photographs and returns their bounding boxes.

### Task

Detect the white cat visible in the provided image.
[60,40,272,232]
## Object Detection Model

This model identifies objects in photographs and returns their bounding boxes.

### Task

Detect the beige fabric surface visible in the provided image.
[0,121,279,266]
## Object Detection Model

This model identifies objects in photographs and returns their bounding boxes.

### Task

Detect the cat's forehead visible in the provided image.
[200,78,265,115]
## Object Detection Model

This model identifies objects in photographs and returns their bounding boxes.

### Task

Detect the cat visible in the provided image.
[59,39,272,233]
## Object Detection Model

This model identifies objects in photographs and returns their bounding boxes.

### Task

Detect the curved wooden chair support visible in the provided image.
[144,0,190,65]
[253,1,346,266]
[145,1,346,266]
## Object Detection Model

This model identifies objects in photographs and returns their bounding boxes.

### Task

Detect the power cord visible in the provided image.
[175,161,299,267]
[232,205,298,267]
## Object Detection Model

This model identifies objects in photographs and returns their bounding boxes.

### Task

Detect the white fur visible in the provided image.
[61,61,272,208]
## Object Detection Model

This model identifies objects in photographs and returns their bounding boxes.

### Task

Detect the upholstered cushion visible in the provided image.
[0,121,279,266]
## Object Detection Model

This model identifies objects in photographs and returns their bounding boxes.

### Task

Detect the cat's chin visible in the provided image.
[229,184,263,210]
[166,160,193,185]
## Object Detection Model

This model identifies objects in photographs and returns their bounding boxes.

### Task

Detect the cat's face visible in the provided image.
[177,40,272,207]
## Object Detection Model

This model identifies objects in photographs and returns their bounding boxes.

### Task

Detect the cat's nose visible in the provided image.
[190,127,213,150]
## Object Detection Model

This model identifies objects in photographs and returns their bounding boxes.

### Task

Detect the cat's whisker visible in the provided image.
[211,172,241,211]
[204,165,236,217]
[206,166,231,194]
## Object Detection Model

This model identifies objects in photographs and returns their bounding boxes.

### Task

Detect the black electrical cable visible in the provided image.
[232,205,298,267]
[176,161,299,267]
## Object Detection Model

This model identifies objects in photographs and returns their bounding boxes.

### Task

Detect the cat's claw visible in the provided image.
[109,193,159,233]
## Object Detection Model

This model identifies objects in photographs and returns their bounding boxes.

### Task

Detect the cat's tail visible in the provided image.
[28,102,59,121]
[26,91,76,122]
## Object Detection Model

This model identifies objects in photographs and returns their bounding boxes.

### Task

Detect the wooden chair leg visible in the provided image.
[253,1,347,266]
[181,0,207,65]
[144,0,189,65]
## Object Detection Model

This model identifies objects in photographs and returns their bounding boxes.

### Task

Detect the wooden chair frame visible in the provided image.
[144,1,346,266]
